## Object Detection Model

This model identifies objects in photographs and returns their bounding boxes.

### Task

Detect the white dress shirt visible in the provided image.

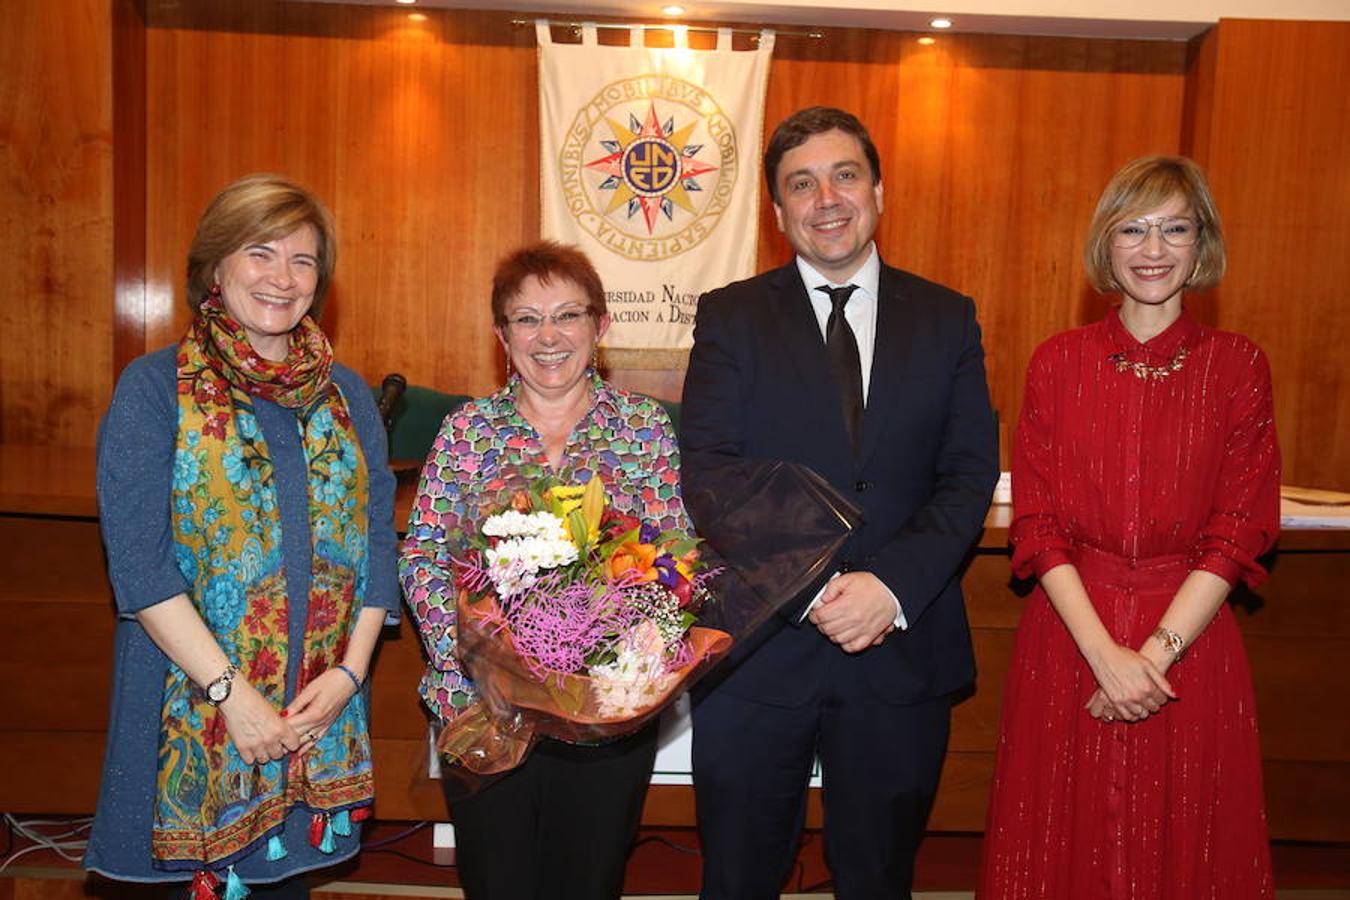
[795,245,908,631]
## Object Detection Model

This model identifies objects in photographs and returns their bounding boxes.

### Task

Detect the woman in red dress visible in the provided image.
[978,156,1279,899]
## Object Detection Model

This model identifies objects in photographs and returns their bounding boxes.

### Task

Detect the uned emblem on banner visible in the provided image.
[559,74,738,261]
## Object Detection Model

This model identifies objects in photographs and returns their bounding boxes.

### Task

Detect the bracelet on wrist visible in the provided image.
[336,663,363,691]
[1152,626,1186,660]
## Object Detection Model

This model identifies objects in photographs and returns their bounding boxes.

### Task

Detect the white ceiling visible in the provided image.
[288,0,1349,40]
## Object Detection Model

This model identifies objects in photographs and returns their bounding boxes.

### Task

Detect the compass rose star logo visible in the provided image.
[584,102,720,235]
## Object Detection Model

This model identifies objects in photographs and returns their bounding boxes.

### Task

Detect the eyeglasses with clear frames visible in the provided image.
[505,306,592,335]
[1111,216,1201,248]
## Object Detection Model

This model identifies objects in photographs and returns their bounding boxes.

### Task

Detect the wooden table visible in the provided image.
[2,445,1346,841]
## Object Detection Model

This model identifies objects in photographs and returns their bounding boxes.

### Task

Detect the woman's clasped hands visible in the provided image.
[1084,641,1177,724]
[219,666,363,764]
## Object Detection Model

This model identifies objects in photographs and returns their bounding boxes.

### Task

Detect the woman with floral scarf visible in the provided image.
[84,174,399,898]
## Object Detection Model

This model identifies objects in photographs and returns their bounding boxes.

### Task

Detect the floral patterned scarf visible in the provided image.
[154,294,374,867]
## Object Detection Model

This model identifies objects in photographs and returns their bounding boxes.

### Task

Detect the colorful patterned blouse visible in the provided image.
[398,371,690,722]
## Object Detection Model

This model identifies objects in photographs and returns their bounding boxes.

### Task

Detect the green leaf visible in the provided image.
[585,648,619,668]
[665,537,700,557]
[597,527,641,557]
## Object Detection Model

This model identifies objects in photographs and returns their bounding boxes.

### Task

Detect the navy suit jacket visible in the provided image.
[680,259,999,707]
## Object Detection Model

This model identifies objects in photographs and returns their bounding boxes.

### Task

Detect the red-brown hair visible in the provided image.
[490,241,607,325]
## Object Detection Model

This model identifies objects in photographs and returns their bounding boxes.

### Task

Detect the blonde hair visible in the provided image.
[186,173,337,317]
[1083,156,1226,293]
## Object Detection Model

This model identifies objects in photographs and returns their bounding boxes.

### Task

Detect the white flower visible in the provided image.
[485,555,537,598]
[482,510,568,541]
[482,532,578,598]
[485,535,577,571]
[590,621,677,717]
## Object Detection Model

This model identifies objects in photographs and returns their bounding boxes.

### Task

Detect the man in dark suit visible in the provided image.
[680,107,999,898]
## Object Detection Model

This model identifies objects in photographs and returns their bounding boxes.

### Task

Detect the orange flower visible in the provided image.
[676,548,700,580]
[609,541,659,581]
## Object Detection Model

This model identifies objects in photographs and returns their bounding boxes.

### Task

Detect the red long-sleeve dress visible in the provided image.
[978,309,1280,899]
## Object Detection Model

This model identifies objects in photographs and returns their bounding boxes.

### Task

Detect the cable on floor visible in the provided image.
[0,813,93,873]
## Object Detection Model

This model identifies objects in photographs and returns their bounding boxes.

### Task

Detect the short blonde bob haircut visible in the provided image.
[1083,156,1226,294]
[186,173,337,318]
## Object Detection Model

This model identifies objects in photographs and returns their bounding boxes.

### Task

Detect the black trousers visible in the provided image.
[445,723,658,900]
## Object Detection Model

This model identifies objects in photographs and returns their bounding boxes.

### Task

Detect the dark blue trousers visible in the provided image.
[692,681,950,899]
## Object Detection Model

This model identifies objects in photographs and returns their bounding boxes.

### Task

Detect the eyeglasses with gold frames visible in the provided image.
[1111,216,1200,249]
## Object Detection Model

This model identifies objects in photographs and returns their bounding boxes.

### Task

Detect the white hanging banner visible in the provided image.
[538,22,775,365]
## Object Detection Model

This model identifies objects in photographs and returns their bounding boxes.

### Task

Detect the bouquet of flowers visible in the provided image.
[438,470,732,774]
[438,460,864,783]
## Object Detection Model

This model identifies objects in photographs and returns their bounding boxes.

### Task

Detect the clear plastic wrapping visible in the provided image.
[437,460,861,791]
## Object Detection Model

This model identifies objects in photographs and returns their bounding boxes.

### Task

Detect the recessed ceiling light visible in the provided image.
[917,36,937,45]
[930,17,953,28]
[395,0,417,5]
[662,4,686,14]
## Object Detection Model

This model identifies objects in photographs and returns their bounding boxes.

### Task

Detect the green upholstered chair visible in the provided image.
[374,381,682,468]
[373,383,471,467]
[657,398,681,433]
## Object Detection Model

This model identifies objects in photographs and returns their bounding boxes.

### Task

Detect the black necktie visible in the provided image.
[816,284,863,452]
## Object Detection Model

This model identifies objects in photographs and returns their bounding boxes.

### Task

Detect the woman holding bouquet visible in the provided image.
[400,241,689,900]
[977,157,1279,898]
[85,174,399,896]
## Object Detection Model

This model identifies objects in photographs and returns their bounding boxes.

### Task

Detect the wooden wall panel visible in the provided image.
[0,0,114,447]
[133,4,1185,447]
[5,0,1348,846]
[2,459,1346,837]
[1185,20,1350,490]
[7,519,1344,839]
[141,3,537,403]
[5,5,1346,491]
[864,35,1186,450]
[112,0,148,377]
[547,30,1190,415]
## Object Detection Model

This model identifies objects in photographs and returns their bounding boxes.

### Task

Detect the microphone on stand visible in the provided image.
[377,373,407,435]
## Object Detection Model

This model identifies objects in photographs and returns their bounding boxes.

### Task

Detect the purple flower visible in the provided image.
[639,522,660,544]
[653,554,680,588]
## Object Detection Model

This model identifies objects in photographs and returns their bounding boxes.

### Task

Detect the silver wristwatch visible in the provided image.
[206,664,238,706]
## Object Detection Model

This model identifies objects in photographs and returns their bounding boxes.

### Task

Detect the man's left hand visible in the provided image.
[808,572,897,653]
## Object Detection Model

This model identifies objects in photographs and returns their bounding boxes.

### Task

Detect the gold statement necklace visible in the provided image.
[1107,345,1189,380]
